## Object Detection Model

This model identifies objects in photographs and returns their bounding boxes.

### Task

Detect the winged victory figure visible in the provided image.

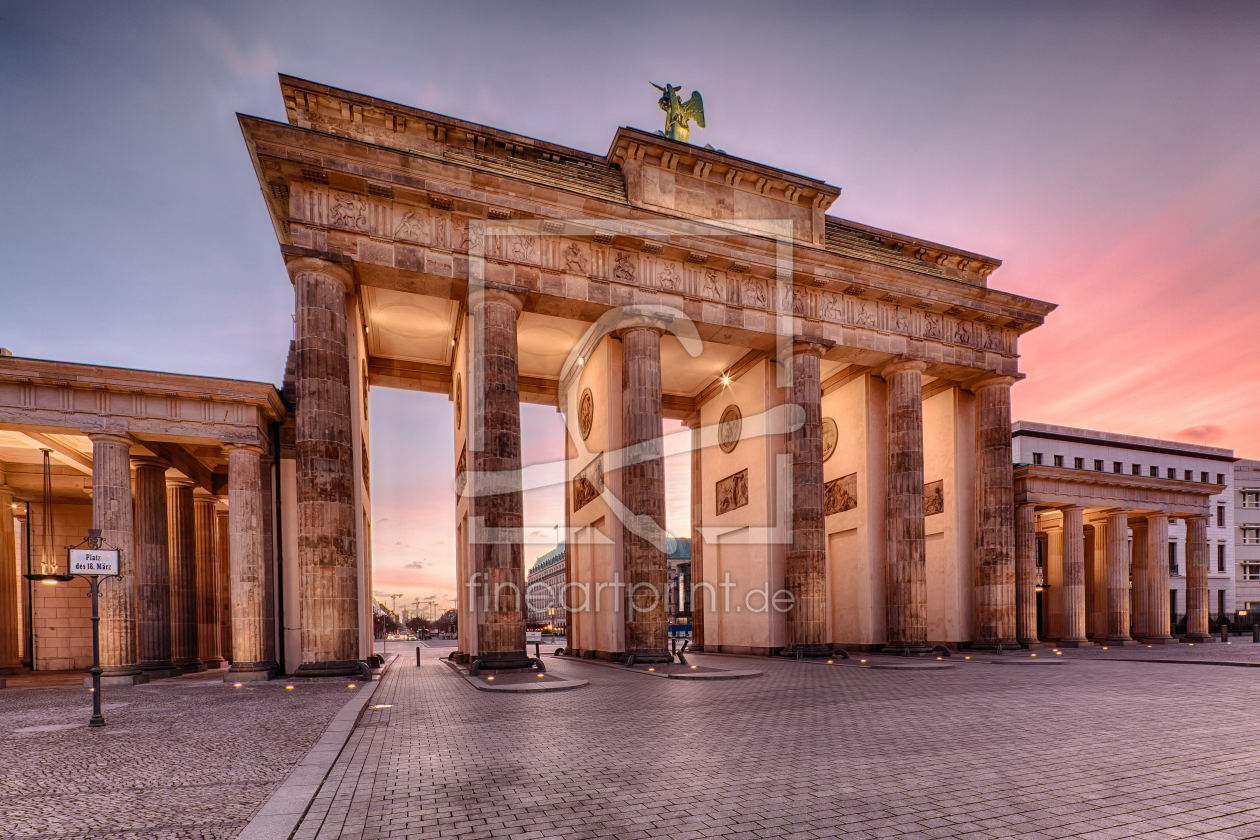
[652,82,705,143]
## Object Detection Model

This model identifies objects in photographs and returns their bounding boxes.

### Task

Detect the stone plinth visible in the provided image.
[467,284,531,670]
[1183,515,1211,642]
[784,338,830,656]
[1142,514,1174,642]
[972,377,1018,650]
[167,478,203,671]
[0,490,20,673]
[1104,509,1136,644]
[883,359,929,655]
[1058,506,1092,647]
[1014,503,1038,647]
[226,444,276,679]
[89,434,142,679]
[288,257,360,678]
[619,320,671,663]
[194,492,225,667]
[133,457,174,677]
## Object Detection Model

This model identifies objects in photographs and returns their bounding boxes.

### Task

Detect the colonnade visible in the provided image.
[1014,505,1210,646]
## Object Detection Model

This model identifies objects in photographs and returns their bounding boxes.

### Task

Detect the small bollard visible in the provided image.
[1253,623,1259,643]
[416,647,421,667]
[533,641,542,659]
[1221,624,1229,644]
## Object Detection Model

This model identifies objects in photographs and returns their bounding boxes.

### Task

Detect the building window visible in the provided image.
[1095,460,1104,472]
[1217,474,1225,485]
[1075,457,1085,470]
[1201,471,1209,483]
[1131,464,1140,476]
[1032,452,1043,465]
[1054,455,1064,468]
[1113,461,1122,474]
[1243,528,1260,546]
[1169,541,1178,574]
[1218,543,1226,572]
[1218,590,1226,618]
[1245,600,1260,611]
[1167,467,1176,479]
[1185,470,1193,481]
[1170,589,1178,618]
[1150,466,1159,478]
[1218,505,1225,527]
[1246,569,1260,582]
[1243,491,1260,509]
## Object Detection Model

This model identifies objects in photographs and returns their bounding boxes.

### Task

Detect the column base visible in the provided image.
[1018,640,1044,649]
[1181,634,1214,643]
[971,639,1023,651]
[141,667,179,679]
[882,643,935,657]
[779,644,833,659]
[224,667,277,683]
[86,673,150,687]
[201,658,227,669]
[1102,638,1139,646]
[176,661,208,673]
[1056,639,1094,648]
[1139,636,1178,645]
[293,659,363,678]
[620,649,674,664]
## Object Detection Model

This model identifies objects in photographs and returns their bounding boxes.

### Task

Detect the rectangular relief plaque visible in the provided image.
[925,480,945,516]
[716,469,749,516]
[573,454,604,512]
[824,473,858,515]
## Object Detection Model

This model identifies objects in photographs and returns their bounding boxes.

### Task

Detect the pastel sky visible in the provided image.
[3,2,1257,612]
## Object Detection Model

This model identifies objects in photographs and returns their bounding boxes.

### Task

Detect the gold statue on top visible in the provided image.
[652,82,705,143]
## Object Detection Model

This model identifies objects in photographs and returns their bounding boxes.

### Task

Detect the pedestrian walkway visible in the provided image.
[284,643,1260,839]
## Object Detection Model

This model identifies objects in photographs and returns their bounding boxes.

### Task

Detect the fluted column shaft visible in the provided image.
[1015,504,1039,646]
[1060,506,1090,645]
[216,509,232,662]
[0,489,20,672]
[90,434,139,675]
[620,321,670,662]
[1184,515,1211,641]
[973,376,1018,649]
[884,359,929,653]
[1044,525,1064,640]
[785,339,829,655]
[227,444,275,674]
[466,285,530,669]
[134,458,173,674]
[1105,510,1133,643]
[689,420,705,650]
[194,493,224,666]
[166,479,200,669]
[1144,514,1174,641]
[260,458,277,668]
[1130,519,1150,640]
[290,257,360,676]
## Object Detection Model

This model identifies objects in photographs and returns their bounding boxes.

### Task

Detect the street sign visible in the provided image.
[68,548,120,576]
[526,631,542,643]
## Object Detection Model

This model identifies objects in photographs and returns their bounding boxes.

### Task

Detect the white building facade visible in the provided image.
[1234,459,1260,614]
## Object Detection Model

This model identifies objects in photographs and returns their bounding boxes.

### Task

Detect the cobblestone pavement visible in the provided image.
[288,644,1260,840]
[0,668,356,839]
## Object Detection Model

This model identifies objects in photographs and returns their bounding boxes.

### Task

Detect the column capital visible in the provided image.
[165,476,196,489]
[790,334,836,358]
[611,306,673,339]
[285,255,354,293]
[468,281,527,315]
[879,358,927,379]
[1145,511,1170,522]
[86,431,133,448]
[968,374,1020,393]
[223,442,266,457]
[130,455,169,471]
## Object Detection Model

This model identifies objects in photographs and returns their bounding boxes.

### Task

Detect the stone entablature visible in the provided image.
[1014,464,1223,516]
[0,356,284,451]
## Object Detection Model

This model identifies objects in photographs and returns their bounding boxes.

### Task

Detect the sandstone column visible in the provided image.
[688,417,705,651]
[0,488,20,674]
[1130,518,1150,641]
[883,359,930,655]
[1143,513,1174,643]
[260,457,277,668]
[1043,523,1064,641]
[226,444,276,679]
[1059,506,1091,646]
[216,508,232,662]
[468,284,532,669]
[133,457,174,677]
[784,337,830,656]
[1183,515,1211,642]
[1015,503,1039,647]
[289,257,360,677]
[973,376,1018,650]
[166,478,202,671]
[618,314,672,663]
[193,490,224,667]
[89,433,143,682]
[1104,510,1135,644]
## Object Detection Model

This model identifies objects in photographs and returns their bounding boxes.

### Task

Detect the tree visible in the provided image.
[435,608,458,631]
[406,615,430,633]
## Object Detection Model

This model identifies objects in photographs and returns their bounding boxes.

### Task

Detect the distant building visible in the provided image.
[526,539,692,629]
[1235,459,1260,614]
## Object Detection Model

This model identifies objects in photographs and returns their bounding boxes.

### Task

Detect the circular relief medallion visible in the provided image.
[578,388,594,441]
[454,374,463,431]
[821,417,838,462]
[718,405,742,454]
